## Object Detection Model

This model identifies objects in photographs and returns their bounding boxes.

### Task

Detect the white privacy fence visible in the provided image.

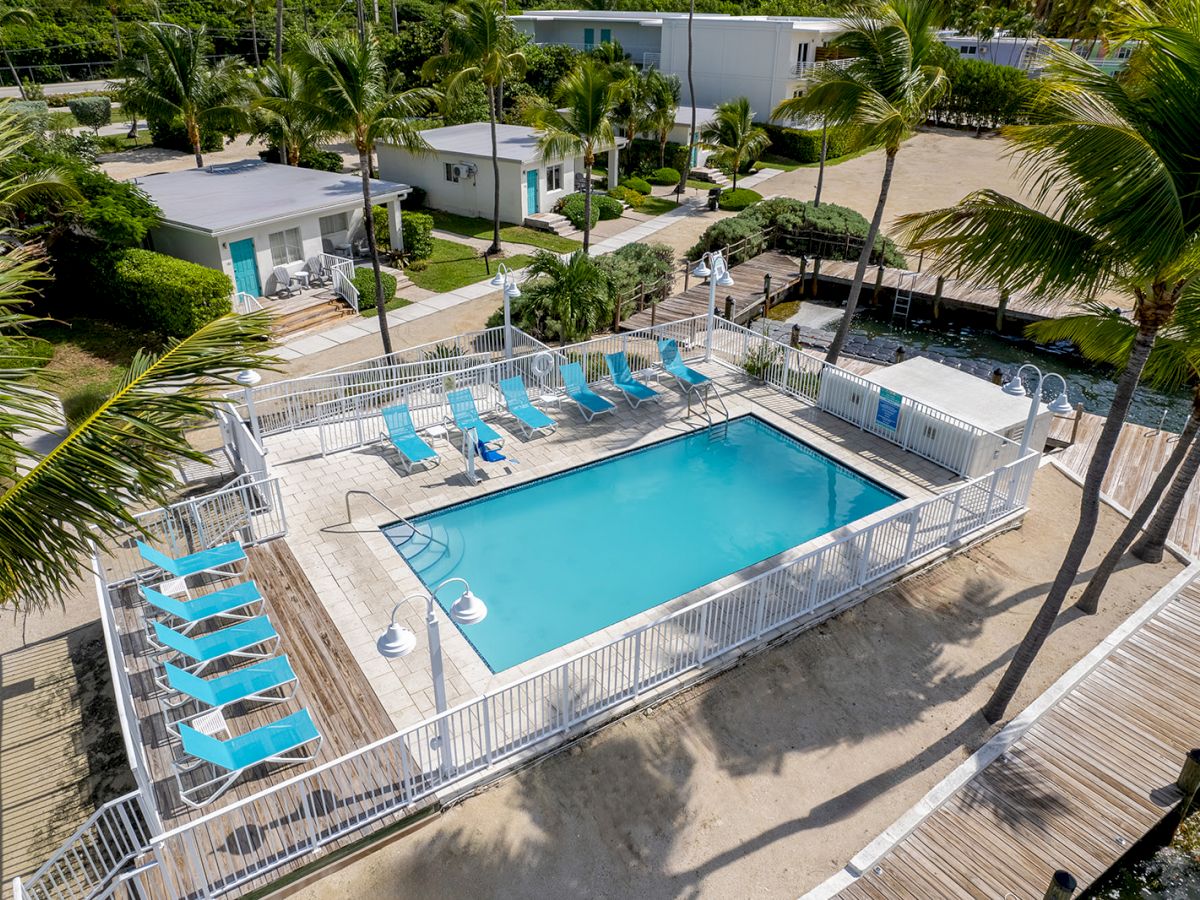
[109,448,1038,900]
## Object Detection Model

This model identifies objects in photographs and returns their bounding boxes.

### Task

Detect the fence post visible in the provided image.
[855,527,875,586]
[763,273,772,318]
[482,698,494,765]
[904,507,921,563]
[947,488,964,541]
[1043,871,1077,900]
[631,630,642,700]
[810,258,821,297]
[986,467,1002,519]
[933,275,945,320]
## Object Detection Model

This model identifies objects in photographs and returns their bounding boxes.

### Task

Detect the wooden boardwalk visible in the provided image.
[836,573,1200,899]
[621,251,806,331]
[1049,413,1200,557]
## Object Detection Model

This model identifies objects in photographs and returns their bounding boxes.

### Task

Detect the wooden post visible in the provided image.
[871,265,884,306]
[996,289,1010,332]
[790,324,800,348]
[933,275,945,320]
[636,281,645,312]
[683,262,690,293]
[650,300,657,327]
[811,258,822,297]
[613,293,622,332]
[763,273,772,318]
[724,295,735,320]
[1169,748,1200,843]
[1070,402,1084,445]
[917,250,924,273]
[1043,870,1077,900]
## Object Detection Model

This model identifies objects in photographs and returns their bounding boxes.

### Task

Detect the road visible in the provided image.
[0,78,116,99]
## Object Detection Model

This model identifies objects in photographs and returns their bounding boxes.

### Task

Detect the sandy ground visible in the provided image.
[292,465,1181,900]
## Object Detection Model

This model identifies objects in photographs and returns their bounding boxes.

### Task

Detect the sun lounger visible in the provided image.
[142,581,264,634]
[605,352,661,408]
[380,404,440,473]
[160,655,298,721]
[498,376,556,437]
[657,338,710,392]
[151,616,279,675]
[174,708,322,808]
[137,540,246,581]
[560,362,616,422]
[447,389,504,446]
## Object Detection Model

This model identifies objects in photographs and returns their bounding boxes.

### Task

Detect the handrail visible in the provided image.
[342,489,447,548]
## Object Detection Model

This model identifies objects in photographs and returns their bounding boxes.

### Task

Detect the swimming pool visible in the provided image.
[383,416,900,672]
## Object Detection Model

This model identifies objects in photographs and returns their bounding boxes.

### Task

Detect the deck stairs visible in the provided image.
[691,167,731,189]
[524,212,574,237]
[891,271,916,324]
[269,292,356,338]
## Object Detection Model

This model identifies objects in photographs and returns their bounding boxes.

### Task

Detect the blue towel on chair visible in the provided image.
[478,440,507,463]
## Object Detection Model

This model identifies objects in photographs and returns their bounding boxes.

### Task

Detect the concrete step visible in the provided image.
[271,299,356,338]
[524,212,574,237]
[692,167,731,188]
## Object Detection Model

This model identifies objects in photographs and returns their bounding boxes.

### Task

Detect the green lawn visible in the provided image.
[359,296,413,318]
[757,154,802,171]
[424,209,582,252]
[406,238,534,294]
[637,195,679,216]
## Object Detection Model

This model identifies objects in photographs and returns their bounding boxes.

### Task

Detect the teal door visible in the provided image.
[526,170,539,214]
[691,130,698,166]
[600,28,612,44]
[584,27,594,49]
[229,238,261,296]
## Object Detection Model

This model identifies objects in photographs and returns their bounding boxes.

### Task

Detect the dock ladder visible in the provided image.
[892,271,917,324]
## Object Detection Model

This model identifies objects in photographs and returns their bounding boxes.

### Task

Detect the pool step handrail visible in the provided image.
[342,489,447,549]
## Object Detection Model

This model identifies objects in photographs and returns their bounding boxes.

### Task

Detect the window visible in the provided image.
[268,227,303,266]
[545,164,563,192]
[319,212,348,237]
[1116,44,1133,59]
[445,162,460,183]
[959,45,977,55]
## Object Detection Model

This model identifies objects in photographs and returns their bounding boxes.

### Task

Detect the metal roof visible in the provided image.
[408,123,623,165]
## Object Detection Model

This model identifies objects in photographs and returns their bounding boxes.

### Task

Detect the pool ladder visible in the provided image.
[341,489,448,549]
[691,383,731,437]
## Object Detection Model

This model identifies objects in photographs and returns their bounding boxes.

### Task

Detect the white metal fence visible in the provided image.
[215,406,270,480]
[320,253,359,314]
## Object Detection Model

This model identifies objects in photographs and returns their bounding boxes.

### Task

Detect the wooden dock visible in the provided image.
[836,573,1200,899]
[620,250,806,331]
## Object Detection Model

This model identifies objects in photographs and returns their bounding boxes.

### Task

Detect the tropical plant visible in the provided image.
[0,282,277,608]
[680,0,697,192]
[900,6,1200,723]
[274,0,284,64]
[288,31,435,356]
[0,7,33,101]
[529,59,618,252]
[423,0,526,255]
[232,0,262,68]
[513,249,610,342]
[772,0,949,364]
[251,62,329,166]
[117,24,248,168]
[699,96,769,191]
[640,69,680,169]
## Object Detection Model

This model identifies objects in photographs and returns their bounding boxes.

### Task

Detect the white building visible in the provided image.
[135,161,410,298]
[377,123,622,225]
[513,10,847,120]
[938,31,1135,73]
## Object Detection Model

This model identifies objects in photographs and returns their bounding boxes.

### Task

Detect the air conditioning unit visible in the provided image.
[453,163,478,181]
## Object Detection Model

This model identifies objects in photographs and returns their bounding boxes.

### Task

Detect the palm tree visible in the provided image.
[423,0,526,256]
[0,7,34,101]
[288,31,434,356]
[529,60,617,253]
[251,62,328,165]
[275,0,284,64]
[608,59,644,175]
[233,0,262,67]
[679,0,696,193]
[900,10,1200,723]
[118,24,247,168]
[522,249,610,342]
[772,0,948,365]
[699,96,769,192]
[642,69,680,169]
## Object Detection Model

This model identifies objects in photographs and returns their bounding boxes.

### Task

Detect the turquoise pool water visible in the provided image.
[383,416,900,672]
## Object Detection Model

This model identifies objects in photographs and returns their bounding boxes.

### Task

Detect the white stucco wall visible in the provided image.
[149,225,223,272]
[515,18,662,63]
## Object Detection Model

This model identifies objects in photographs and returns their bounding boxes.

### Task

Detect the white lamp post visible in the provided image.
[489,265,522,360]
[235,369,263,446]
[690,250,735,361]
[1001,363,1074,456]
[376,577,488,774]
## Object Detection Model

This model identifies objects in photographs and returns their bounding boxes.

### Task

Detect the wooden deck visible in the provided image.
[621,251,807,331]
[836,574,1200,899]
[112,540,418,896]
[1048,413,1200,557]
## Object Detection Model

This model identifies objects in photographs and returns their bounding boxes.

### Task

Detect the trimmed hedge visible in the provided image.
[402,211,434,260]
[761,123,855,164]
[649,166,680,186]
[625,137,689,177]
[67,97,111,133]
[558,192,623,227]
[352,266,398,312]
[930,56,1036,130]
[595,194,623,220]
[607,185,644,208]
[91,249,231,337]
[620,175,652,195]
[718,188,762,211]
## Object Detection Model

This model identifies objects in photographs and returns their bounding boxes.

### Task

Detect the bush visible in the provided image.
[596,242,675,318]
[401,210,434,260]
[90,249,231,337]
[299,146,342,172]
[352,266,399,312]
[718,188,762,211]
[595,194,623,220]
[406,185,427,209]
[147,114,223,153]
[11,100,49,133]
[46,90,111,108]
[67,97,112,134]
[625,137,689,176]
[97,134,128,153]
[648,166,680,186]
[620,175,652,195]
[557,192,598,229]
[930,56,1035,130]
[607,185,644,208]
[761,123,855,164]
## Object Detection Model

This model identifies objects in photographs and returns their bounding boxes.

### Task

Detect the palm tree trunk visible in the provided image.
[275,0,284,64]
[982,322,1159,723]
[583,154,594,253]
[659,131,667,169]
[731,151,738,192]
[250,12,260,67]
[824,148,895,364]
[1074,400,1200,614]
[814,118,828,207]
[188,118,204,168]
[678,0,696,194]
[359,149,393,357]
[1132,412,1200,563]
[488,86,502,255]
[4,48,25,101]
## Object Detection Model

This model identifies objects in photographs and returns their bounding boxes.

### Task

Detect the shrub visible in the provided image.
[596,242,675,317]
[557,193,598,229]
[11,100,49,133]
[607,185,644,208]
[718,188,762,211]
[401,210,434,260]
[761,123,855,164]
[90,249,231,337]
[595,194,623,220]
[929,57,1035,130]
[648,166,680,186]
[352,266,399,312]
[405,185,427,209]
[67,97,112,134]
[46,90,111,108]
[97,134,128,153]
[620,175,652,195]
[147,114,223,153]
[625,137,689,175]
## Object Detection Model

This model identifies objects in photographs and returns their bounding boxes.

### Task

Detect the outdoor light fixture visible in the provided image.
[1002,363,1073,456]
[490,264,521,359]
[691,250,734,361]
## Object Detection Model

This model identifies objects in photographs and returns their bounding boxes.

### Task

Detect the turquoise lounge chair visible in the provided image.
[657,339,710,393]
[560,362,615,422]
[142,581,264,634]
[174,708,322,808]
[160,655,298,722]
[447,389,504,447]
[380,404,440,473]
[137,540,246,581]
[605,352,661,408]
[151,616,279,675]
[498,376,556,438]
